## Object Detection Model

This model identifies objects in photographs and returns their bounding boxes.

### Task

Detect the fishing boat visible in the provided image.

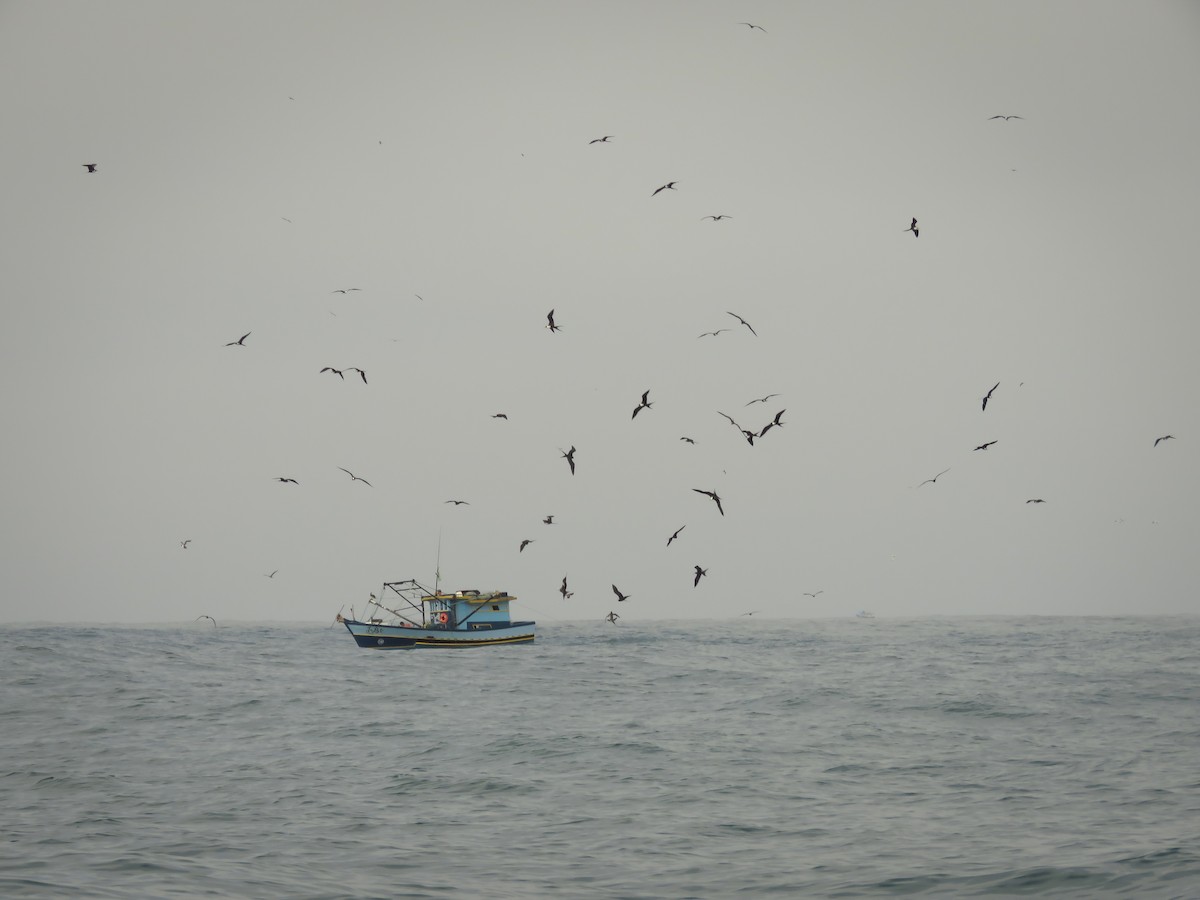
[338,579,535,649]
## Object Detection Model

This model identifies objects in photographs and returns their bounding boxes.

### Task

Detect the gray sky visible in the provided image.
[3,1,1198,624]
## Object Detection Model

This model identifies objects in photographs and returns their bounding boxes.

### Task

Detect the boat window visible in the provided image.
[491,605,500,611]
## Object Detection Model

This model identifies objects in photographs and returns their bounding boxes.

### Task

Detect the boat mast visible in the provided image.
[434,529,442,596]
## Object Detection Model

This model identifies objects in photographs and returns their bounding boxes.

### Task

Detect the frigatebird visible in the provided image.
[519,539,533,552]
[546,309,562,332]
[180,539,191,549]
[698,329,729,338]
[196,615,216,627]
[726,311,757,335]
[605,611,620,623]
[652,181,678,196]
[543,515,555,524]
[320,367,345,379]
[612,585,630,602]
[560,445,576,475]
[1154,435,1175,447]
[225,332,250,346]
[589,135,614,144]
[492,413,508,419]
[973,441,997,451]
[331,288,362,294]
[631,390,652,420]
[693,488,724,516]
[982,382,1000,411]
[702,215,732,221]
[694,565,708,587]
[745,394,780,406]
[337,467,372,486]
[988,115,1023,120]
[667,525,685,546]
[904,218,919,238]
[803,591,823,598]
[559,576,572,599]
[445,500,469,506]
[82,163,98,173]
[738,22,767,31]
[918,468,950,487]
[1026,498,1046,504]
[274,477,299,484]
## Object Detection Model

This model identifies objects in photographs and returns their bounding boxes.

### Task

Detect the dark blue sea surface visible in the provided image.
[2,617,1198,898]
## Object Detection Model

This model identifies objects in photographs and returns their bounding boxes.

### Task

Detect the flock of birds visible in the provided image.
[89,21,1177,626]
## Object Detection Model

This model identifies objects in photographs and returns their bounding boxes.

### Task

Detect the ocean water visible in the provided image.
[2,617,1198,898]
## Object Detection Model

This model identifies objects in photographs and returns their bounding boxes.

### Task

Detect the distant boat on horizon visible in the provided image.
[855,610,876,619]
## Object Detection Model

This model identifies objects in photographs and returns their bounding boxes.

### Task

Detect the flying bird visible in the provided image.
[988,115,1023,120]
[546,309,562,332]
[726,311,757,335]
[225,332,250,347]
[559,576,572,599]
[631,390,652,420]
[180,540,191,549]
[265,570,278,578]
[82,163,98,173]
[918,468,950,487]
[803,591,823,598]
[337,467,372,486]
[745,394,781,406]
[667,525,686,547]
[612,585,631,603]
[331,288,362,294]
[1154,435,1175,447]
[519,539,534,552]
[973,441,998,451]
[589,135,614,143]
[320,367,345,379]
[698,329,729,338]
[702,215,733,221]
[543,515,555,524]
[196,615,217,627]
[652,181,678,196]
[605,611,620,623]
[904,218,919,238]
[274,477,299,484]
[347,367,367,384]
[560,445,576,475]
[492,413,508,419]
[758,409,786,438]
[445,499,469,505]
[982,382,1000,411]
[738,22,767,31]
[693,565,708,587]
[680,436,696,444]
[693,488,725,516]
[1026,498,1046,504]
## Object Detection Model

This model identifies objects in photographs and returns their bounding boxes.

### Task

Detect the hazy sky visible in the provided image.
[3,1,1198,624]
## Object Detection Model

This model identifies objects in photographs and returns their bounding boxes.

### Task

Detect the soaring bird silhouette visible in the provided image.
[331,288,362,294]
[543,515,555,525]
[196,615,217,627]
[702,215,733,221]
[904,218,919,238]
[726,311,757,335]
[337,467,372,486]
[180,540,191,549]
[265,570,278,578]
[631,390,652,419]
[738,22,767,31]
[693,565,708,587]
[347,367,367,384]
[612,585,631,603]
[445,499,469,506]
[680,436,696,444]
[988,115,1023,120]
[652,181,678,196]
[982,382,1000,411]
[559,576,573,599]
[225,332,250,347]
[605,611,620,623]
[589,135,614,143]
[82,163,98,173]
[803,591,823,598]
[698,329,729,338]
[1026,498,1046,504]
[560,445,576,475]
[693,488,724,516]
[320,367,345,379]
[274,477,299,484]
[546,309,562,332]
[918,468,950,487]
[973,441,998,451]
[1154,435,1175,447]
[492,413,508,419]
[667,525,686,546]
[745,393,780,406]
[758,409,786,438]
[519,539,533,552]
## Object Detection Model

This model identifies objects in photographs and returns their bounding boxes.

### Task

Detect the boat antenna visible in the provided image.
[434,528,442,595]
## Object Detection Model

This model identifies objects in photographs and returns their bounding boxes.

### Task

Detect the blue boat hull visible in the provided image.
[343,619,535,649]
